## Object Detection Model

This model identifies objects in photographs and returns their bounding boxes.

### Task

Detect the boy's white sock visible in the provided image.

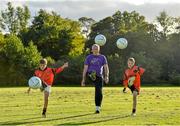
[96,106,100,111]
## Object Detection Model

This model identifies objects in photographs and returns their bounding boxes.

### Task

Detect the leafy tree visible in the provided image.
[54,55,85,85]
[16,6,30,31]
[112,11,148,34]
[0,33,5,52]
[0,35,25,85]
[130,52,162,83]
[86,10,149,55]
[79,17,96,39]
[107,54,126,84]
[156,11,176,38]
[22,41,42,71]
[22,9,85,60]
[0,35,43,85]
[0,2,30,34]
[2,34,24,63]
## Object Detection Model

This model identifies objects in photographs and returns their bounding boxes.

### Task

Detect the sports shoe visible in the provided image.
[95,110,100,114]
[42,113,46,118]
[131,112,136,116]
[42,111,46,118]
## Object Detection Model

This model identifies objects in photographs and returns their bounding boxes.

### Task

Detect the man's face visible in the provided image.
[39,63,47,70]
[91,45,100,54]
[127,60,135,69]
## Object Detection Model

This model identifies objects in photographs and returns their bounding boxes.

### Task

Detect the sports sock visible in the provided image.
[96,106,100,111]
[132,108,136,113]
[42,108,47,114]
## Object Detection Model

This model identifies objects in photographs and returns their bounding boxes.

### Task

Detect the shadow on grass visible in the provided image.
[1,113,39,118]
[58,114,130,125]
[0,116,43,123]
[0,113,94,125]
[58,115,130,126]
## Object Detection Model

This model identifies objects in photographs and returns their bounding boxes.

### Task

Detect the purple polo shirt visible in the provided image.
[84,54,108,77]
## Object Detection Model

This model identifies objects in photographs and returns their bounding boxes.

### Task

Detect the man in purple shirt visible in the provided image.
[81,44,109,114]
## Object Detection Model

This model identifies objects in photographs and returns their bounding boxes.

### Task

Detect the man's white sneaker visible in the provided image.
[131,113,136,116]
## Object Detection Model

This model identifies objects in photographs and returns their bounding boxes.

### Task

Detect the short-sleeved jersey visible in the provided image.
[34,67,63,85]
[84,54,108,77]
[123,65,145,92]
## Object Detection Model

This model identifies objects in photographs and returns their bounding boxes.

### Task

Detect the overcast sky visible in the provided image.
[1,0,180,22]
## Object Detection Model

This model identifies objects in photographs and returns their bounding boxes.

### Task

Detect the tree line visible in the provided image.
[0,2,180,86]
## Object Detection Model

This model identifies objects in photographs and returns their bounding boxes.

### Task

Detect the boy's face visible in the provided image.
[39,63,47,70]
[127,60,135,69]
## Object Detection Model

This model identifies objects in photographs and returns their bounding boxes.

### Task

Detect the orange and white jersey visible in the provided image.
[34,67,63,86]
[123,65,145,92]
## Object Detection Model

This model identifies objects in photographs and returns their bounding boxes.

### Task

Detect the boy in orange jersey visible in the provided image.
[122,57,145,116]
[27,58,68,117]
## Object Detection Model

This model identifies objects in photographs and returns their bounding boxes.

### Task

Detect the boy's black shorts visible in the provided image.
[42,82,47,88]
[40,81,48,91]
[128,85,139,93]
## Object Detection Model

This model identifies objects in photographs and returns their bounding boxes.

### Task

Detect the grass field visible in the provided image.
[0,87,180,125]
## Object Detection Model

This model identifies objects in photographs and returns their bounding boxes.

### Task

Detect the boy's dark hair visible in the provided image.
[40,58,47,64]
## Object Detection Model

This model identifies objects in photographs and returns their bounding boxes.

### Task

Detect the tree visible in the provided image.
[0,33,5,52]
[2,34,24,63]
[22,9,85,60]
[86,10,149,56]
[156,11,175,38]
[0,35,43,85]
[0,2,30,34]
[78,17,96,39]
[22,41,42,71]
[16,6,30,31]
[0,35,26,85]
[112,11,147,34]
[130,52,162,83]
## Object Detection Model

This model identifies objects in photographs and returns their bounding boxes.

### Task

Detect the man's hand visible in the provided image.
[104,76,109,84]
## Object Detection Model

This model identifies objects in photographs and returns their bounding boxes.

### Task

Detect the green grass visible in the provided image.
[0,87,180,125]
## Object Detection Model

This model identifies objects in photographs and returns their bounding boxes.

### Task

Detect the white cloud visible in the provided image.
[1,0,180,22]
[119,0,180,5]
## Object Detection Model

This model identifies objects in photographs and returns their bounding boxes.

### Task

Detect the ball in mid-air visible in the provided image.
[28,76,42,89]
[116,38,128,49]
[95,34,106,46]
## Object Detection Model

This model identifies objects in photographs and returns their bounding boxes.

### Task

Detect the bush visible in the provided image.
[53,55,85,85]
[170,74,180,86]
[107,54,126,85]
[130,52,162,83]
[0,59,26,86]
[0,35,42,86]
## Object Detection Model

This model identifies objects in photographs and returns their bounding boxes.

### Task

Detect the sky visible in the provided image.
[0,0,180,22]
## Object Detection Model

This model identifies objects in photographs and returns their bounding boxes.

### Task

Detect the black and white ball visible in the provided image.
[116,38,128,49]
[28,76,42,89]
[94,34,106,46]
